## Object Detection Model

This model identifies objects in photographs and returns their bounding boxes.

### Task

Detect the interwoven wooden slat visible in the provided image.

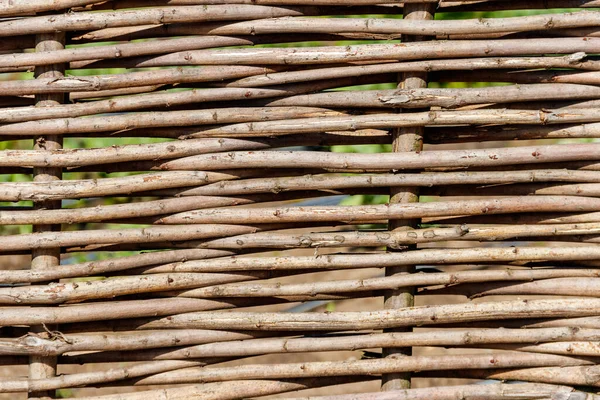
[2,1,600,399]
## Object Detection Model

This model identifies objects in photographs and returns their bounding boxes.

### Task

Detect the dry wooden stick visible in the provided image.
[178,110,600,138]
[70,38,600,68]
[58,326,600,363]
[141,246,600,274]
[479,341,600,357]
[3,106,599,136]
[283,383,592,400]
[447,0,600,11]
[95,352,591,388]
[266,84,600,109]
[0,34,321,69]
[9,291,600,329]
[69,85,165,101]
[0,5,319,37]
[155,143,600,171]
[9,261,600,305]
[424,182,600,198]
[0,136,381,168]
[424,210,600,226]
[0,329,267,356]
[192,222,600,250]
[0,352,589,392]
[1,249,233,284]
[0,89,338,123]
[0,224,296,252]
[0,106,344,135]
[0,170,241,201]
[82,0,516,7]
[227,55,598,87]
[0,271,285,305]
[12,325,600,358]
[434,69,600,85]
[102,297,600,332]
[164,268,600,300]
[156,196,600,225]
[76,378,372,400]
[0,359,210,393]
[429,365,600,388]
[58,308,600,335]
[144,12,600,37]
[190,170,600,197]
[0,297,277,326]
[0,1,105,17]
[0,196,255,225]
[0,66,281,96]
[422,277,600,299]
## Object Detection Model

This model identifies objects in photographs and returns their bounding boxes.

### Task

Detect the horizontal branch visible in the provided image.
[142,246,600,274]
[28,378,370,399]
[0,329,266,356]
[0,5,317,37]
[69,38,600,68]
[113,297,600,332]
[0,33,327,69]
[178,109,600,138]
[266,83,600,109]
[0,270,282,305]
[167,267,600,300]
[80,0,527,7]
[0,94,342,125]
[158,143,600,172]
[59,326,600,363]
[0,196,250,225]
[0,224,269,252]
[424,182,600,198]
[227,55,599,88]
[1,248,233,284]
[0,351,590,392]
[156,12,600,37]
[0,0,103,16]
[434,69,600,85]
[7,259,600,305]
[284,383,588,400]
[0,170,238,201]
[191,170,600,196]
[0,136,380,168]
[425,210,600,226]
[156,196,600,224]
[423,277,600,299]
[0,297,277,326]
[5,325,597,358]
[0,359,208,393]
[433,365,600,389]
[0,65,280,96]
[100,352,590,387]
[190,221,600,250]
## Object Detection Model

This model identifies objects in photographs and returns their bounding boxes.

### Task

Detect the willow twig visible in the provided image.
[69,38,600,68]
[227,54,599,88]
[141,246,600,274]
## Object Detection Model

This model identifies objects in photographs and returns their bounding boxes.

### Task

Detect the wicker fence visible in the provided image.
[2,0,600,398]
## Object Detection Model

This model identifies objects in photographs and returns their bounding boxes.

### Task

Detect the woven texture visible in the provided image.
[2,1,600,399]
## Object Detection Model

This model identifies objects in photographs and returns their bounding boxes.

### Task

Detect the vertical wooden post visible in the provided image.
[28,31,66,400]
[381,4,436,392]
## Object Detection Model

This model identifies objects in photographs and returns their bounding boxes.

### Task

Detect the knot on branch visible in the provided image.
[40,323,73,344]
